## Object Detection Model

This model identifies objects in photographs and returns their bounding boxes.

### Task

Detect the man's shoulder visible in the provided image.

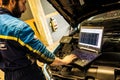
[3,14,28,28]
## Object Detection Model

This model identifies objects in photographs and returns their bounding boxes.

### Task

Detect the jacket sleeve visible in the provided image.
[18,23,55,64]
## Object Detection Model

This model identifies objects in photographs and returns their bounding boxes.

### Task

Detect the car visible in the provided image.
[43,0,120,80]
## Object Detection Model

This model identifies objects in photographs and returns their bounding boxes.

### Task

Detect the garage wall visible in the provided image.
[41,0,70,42]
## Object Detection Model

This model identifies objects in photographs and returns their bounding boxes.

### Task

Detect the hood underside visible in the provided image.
[47,0,120,28]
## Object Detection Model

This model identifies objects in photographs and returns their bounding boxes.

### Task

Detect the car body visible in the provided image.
[43,0,120,80]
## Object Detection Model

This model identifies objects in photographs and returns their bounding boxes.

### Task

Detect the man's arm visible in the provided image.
[19,23,77,66]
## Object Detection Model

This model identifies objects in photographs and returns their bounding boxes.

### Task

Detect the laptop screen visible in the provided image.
[78,26,104,50]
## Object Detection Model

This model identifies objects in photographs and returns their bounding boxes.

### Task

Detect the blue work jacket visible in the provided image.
[0,8,55,71]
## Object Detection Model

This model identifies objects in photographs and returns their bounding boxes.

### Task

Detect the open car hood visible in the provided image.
[47,0,120,28]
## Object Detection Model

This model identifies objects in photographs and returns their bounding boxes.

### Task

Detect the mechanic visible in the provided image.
[0,0,77,80]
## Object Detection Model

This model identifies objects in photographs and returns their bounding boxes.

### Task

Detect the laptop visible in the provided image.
[72,26,104,67]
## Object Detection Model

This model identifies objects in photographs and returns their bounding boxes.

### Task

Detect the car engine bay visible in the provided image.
[43,16,120,80]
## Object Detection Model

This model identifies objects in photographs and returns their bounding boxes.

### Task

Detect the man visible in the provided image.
[0,0,77,80]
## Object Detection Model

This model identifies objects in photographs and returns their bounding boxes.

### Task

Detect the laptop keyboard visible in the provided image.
[73,49,97,60]
[72,49,98,67]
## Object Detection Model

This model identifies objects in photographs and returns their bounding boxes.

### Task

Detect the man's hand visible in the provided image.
[50,54,77,66]
[62,54,77,65]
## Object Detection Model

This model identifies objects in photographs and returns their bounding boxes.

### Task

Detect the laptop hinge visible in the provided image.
[80,47,98,53]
